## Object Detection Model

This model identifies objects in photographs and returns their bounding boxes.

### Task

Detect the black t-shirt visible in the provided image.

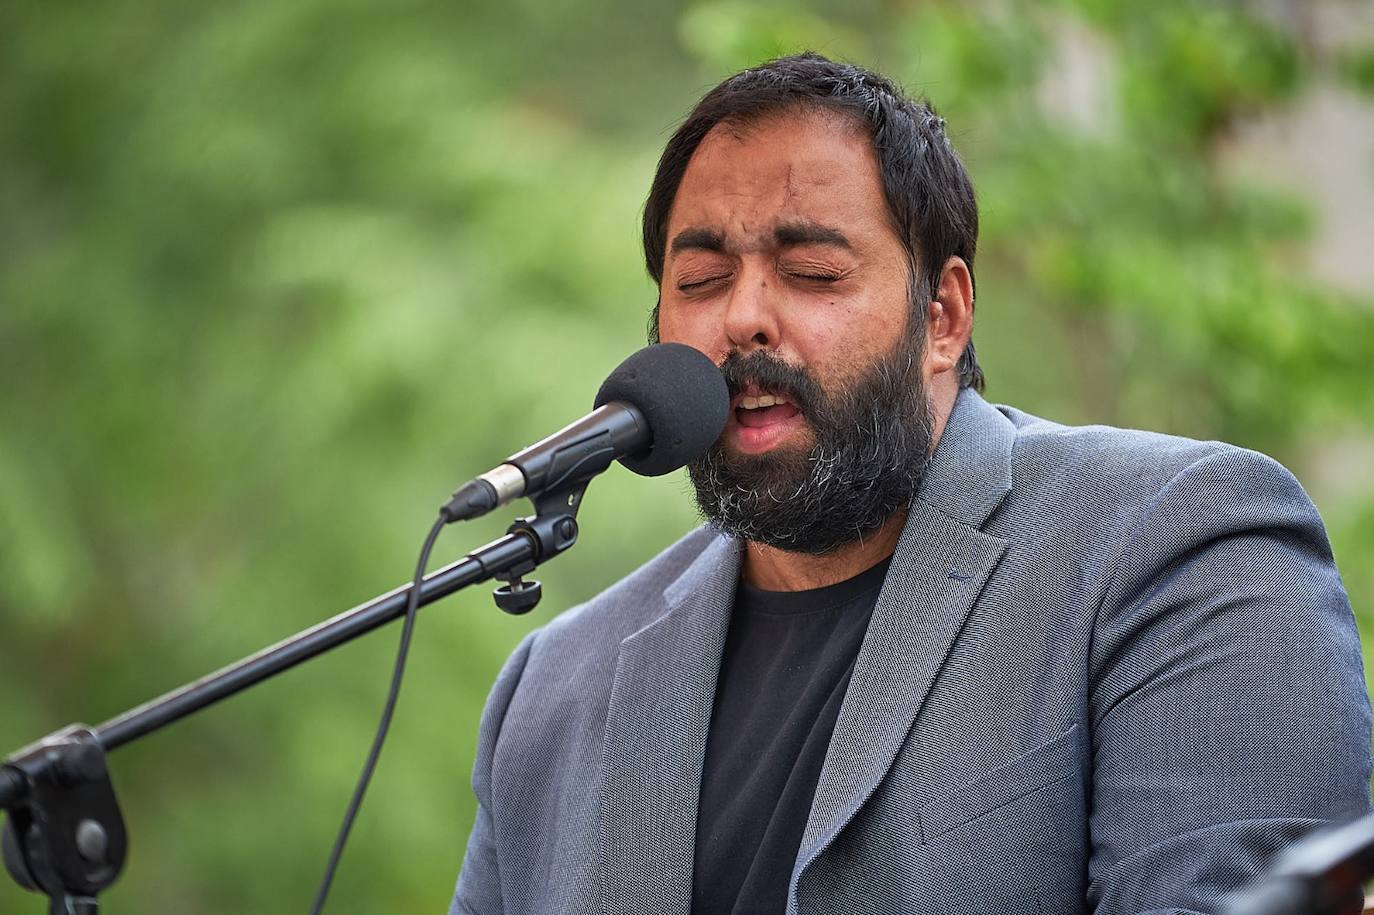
[692,558,891,915]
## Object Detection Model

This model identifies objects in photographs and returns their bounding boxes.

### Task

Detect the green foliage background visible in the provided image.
[3,1,1373,911]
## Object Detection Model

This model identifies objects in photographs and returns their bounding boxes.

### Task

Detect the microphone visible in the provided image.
[441,343,729,523]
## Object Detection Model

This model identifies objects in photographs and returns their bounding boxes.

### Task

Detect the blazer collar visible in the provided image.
[792,388,1016,900]
[913,385,1016,528]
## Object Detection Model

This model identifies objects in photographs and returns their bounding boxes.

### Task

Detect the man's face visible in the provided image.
[657,109,935,553]
[657,110,915,458]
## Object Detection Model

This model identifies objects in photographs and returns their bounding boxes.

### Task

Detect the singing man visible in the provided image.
[450,54,1372,915]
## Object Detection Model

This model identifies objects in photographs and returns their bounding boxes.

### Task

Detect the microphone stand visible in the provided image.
[1222,812,1374,915]
[0,482,588,914]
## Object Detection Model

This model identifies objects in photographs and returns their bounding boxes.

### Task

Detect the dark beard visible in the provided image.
[687,333,934,555]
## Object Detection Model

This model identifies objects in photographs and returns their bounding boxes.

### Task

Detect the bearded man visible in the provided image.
[450,54,1371,915]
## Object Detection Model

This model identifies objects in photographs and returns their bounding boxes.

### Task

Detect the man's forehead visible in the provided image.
[666,116,884,254]
[684,115,872,189]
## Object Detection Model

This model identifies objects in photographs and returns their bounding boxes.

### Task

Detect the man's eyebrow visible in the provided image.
[667,222,852,257]
[774,222,852,250]
[669,227,727,255]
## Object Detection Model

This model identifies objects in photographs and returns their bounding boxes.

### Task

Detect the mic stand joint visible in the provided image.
[2,726,127,915]
[490,481,585,616]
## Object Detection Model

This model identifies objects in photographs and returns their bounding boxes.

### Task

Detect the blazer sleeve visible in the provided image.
[1086,447,1372,914]
[450,629,539,915]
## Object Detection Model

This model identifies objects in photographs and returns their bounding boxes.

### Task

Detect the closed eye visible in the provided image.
[678,275,730,291]
[781,259,846,283]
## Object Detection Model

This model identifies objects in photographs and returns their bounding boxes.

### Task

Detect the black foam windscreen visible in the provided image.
[594,343,729,477]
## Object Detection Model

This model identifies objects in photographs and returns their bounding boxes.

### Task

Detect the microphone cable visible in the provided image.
[309,512,447,914]
[304,344,729,910]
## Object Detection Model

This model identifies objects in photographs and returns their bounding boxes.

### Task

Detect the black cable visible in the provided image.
[309,513,447,914]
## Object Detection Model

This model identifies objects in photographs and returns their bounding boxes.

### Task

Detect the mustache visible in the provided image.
[718,350,826,416]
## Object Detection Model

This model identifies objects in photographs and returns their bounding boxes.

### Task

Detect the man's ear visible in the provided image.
[925,256,974,377]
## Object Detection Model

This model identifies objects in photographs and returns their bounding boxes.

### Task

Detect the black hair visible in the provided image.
[643,52,984,391]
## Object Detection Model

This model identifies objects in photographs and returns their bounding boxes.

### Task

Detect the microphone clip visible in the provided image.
[490,481,585,615]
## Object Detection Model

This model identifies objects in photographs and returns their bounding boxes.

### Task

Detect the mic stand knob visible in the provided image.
[493,564,542,616]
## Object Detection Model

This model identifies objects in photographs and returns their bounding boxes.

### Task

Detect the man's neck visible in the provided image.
[741,507,909,591]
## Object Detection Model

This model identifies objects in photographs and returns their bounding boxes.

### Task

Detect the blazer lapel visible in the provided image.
[794,390,1016,886]
[597,534,741,915]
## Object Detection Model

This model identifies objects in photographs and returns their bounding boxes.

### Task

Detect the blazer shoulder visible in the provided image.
[998,404,1288,506]
[990,406,1326,564]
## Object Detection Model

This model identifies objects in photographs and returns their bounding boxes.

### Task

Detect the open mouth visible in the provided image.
[726,383,806,454]
[734,390,802,428]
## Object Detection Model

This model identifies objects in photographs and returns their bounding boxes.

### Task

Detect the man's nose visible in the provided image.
[723,261,781,352]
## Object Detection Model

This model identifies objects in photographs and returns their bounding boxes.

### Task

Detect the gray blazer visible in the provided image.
[451,389,1371,915]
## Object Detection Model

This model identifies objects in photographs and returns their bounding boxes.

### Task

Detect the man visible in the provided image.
[451,54,1371,914]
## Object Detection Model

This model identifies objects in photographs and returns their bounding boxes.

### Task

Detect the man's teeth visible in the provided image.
[739,394,790,409]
